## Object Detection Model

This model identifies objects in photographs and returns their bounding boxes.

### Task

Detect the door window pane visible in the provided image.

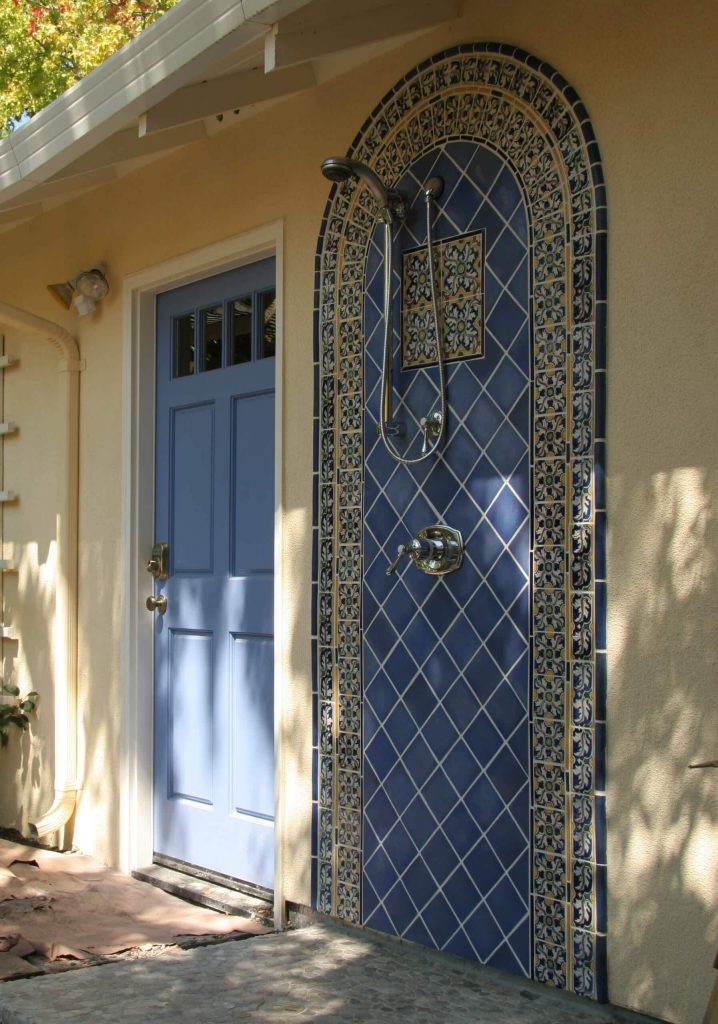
[201,305,223,372]
[173,313,195,377]
[259,290,276,359]
[230,296,252,365]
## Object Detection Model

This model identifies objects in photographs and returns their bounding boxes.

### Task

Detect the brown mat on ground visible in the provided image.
[0,839,269,976]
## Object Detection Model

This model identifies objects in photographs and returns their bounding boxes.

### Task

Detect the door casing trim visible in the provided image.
[120,222,285,928]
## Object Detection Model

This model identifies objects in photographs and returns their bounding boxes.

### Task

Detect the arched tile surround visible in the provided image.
[311,44,607,1000]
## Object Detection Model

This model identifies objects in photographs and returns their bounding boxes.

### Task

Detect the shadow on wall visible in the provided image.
[609,466,718,1021]
[1,541,54,832]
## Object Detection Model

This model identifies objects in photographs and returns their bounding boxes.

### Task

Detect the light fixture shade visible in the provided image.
[75,269,109,302]
[47,281,74,309]
[46,266,109,317]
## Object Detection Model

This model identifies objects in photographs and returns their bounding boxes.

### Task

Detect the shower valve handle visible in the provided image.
[386,538,429,575]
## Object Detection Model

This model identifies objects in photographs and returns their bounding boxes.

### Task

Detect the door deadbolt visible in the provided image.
[147,542,169,580]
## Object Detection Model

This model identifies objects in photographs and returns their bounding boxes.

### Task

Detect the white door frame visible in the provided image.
[119,222,285,928]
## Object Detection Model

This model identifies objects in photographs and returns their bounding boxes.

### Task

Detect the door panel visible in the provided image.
[153,258,276,889]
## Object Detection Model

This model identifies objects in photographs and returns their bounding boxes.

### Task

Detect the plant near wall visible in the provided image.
[0,686,38,745]
[0,0,180,136]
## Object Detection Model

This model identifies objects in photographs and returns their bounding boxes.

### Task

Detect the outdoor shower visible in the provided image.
[321,156,447,464]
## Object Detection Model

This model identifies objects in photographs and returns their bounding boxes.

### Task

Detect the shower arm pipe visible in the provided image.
[0,301,83,844]
[379,195,446,463]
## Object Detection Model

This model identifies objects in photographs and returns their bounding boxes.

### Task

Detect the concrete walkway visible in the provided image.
[0,922,656,1024]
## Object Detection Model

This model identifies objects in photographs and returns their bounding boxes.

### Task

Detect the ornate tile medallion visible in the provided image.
[402,230,485,367]
[311,43,607,1001]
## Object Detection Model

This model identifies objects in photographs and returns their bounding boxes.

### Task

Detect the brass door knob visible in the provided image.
[146,594,167,614]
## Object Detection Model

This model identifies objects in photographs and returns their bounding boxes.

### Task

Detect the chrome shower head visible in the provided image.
[321,156,404,223]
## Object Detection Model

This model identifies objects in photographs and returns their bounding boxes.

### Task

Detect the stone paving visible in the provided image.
[0,922,655,1024]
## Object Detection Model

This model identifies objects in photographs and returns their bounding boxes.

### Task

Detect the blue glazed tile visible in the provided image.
[444,864,481,915]
[508,203,528,244]
[490,229,527,289]
[444,928,479,962]
[365,667,398,719]
[486,875,526,935]
[444,490,482,549]
[423,766,459,822]
[443,613,480,671]
[403,674,438,728]
[442,802,481,860]
[384,819,418,874]
[595,795,607,865]
[465,711,504,767]
[384,581,421,636]
[422,459,462,513]
[423,831,460,888]
[594,440,606,510]
[404,610,440,667]
[486,682,527,742]
[403,915,435,948]
[365,609,399,664]
[423,705,458,760]
[403,734,439,789]
[508,385,530,437]
[310,855,318,911]
[466,583,505,639]
[364,842,399,900]
[366,491,399,543]
[595,301,606,371]
[486,290,527,351]
[596,582,606,650]
[487,485,528,544]
[383,879,418,934]
[467,145,505,191]
[385,702,419,755]
[445,427,481,481]
[594,720,606,790]
[464,837,504,894]
[422,583,461,637]
[419,643,458,700]
[382,641,419,697]
[488,549,528,607]
[596,861,607,934]
[365,731,399,789]
[423,891,461,947]
[361,874,380,921]
[443,680,480,731]
[485,419,528,478]
[595,653,607,723]
[488,165,523,222]
[403,795,439,851]
[443,739,481,796]
[363,900,398,937]
[465,391,503,449]
[464,518,504,576]
[463,646,503,704]
[595,510,606,582]
[403,490,439,538]
[487,808,529,869]
[463,902,504,960]
[595,370,606,439]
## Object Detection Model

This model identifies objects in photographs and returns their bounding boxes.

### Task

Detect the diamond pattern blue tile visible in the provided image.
[352,58,550,978]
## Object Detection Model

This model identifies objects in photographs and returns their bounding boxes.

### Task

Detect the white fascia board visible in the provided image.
[0,0,313,199]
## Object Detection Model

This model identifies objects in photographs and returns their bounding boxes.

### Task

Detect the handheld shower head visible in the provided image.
[321,156,404,223]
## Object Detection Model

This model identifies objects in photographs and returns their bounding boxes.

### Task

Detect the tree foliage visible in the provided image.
[0,0,180,136]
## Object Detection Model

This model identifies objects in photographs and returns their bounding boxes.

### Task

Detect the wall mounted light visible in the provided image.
[48,266,110,317]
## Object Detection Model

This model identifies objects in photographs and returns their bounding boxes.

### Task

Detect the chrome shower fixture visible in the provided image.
[320,156,406,224]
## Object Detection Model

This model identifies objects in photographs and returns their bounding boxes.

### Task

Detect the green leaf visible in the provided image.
[20,700,36,712]
[3,684,20,696]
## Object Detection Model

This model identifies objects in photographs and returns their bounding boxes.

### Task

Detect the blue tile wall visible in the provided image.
[312,42,607,1001]
[363,142,531,975]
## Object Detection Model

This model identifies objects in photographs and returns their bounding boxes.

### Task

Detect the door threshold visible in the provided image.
[133,863,273,925]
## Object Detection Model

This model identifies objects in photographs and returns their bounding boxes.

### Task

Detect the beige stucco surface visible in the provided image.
[0,1,716,1021]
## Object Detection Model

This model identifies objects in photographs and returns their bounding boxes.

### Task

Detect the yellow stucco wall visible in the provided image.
[0,1,716,1021]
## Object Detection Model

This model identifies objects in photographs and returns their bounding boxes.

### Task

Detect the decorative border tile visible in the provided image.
[311,42,607,1000]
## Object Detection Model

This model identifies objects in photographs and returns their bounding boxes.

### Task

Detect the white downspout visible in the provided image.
[0,302,82,847]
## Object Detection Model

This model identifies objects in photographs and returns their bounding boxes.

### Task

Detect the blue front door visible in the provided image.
[152,259,276,889]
